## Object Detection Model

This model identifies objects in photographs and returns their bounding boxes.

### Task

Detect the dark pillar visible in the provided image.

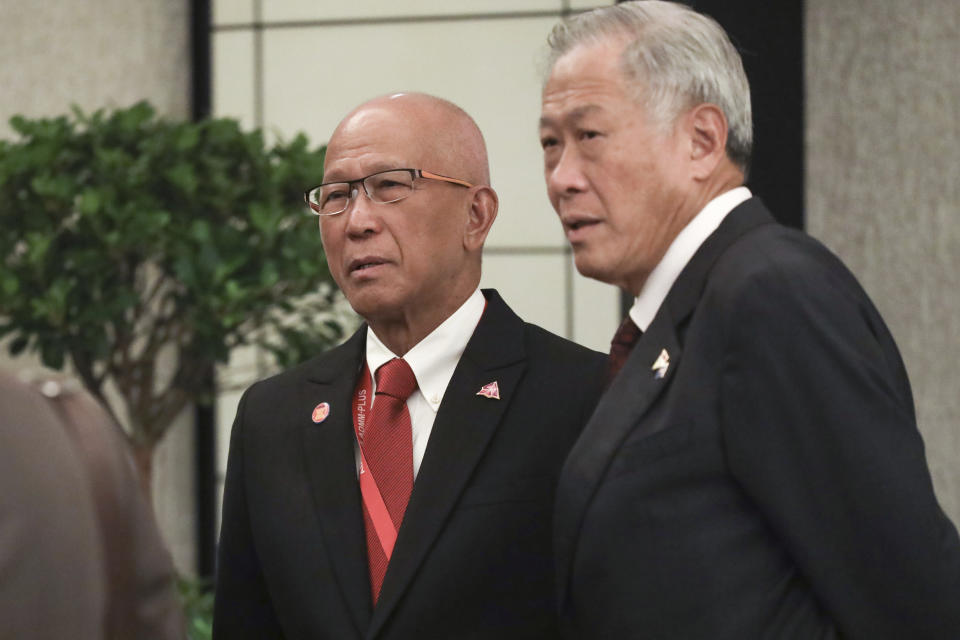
[191,0,216,580]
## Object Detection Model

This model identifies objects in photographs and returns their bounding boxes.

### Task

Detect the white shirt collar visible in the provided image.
[629,187,752,331]
[365,288,485,411]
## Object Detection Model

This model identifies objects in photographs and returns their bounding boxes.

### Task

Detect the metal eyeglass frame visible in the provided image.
[304,168,474,216]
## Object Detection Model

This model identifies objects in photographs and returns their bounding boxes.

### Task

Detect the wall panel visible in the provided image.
[806,0,960,522]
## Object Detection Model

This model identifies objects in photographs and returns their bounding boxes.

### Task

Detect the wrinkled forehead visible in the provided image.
[324,103,439,179]
[541,41,640,128]
[545,37,631,93]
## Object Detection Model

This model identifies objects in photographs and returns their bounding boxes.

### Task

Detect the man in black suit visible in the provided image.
[539,2,960,638]
[213,92,604,639]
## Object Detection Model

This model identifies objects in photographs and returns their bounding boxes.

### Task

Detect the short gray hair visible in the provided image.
[546,0,752,172]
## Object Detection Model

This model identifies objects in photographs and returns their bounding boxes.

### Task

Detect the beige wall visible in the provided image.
[806,0,960,523]
[0,0,196,573]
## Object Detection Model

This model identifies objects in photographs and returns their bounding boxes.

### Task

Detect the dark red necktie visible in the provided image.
[363,357,417,603]
[605,316,642,386]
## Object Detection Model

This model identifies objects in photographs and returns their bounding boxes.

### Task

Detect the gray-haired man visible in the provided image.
[540,2,960,638]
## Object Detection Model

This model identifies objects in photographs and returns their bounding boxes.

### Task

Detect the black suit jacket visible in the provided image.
[555,199,960,639]
[214,289,604,639]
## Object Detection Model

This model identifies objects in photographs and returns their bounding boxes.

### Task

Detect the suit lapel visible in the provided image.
[554,306,682,610]
[300,327,372,636]
[554,198,776,609]
[366,290,527,639]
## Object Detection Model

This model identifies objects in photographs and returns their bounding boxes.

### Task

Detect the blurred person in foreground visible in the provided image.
[213,92,604,639]
[0,371,184,639]
[539,2,960,638]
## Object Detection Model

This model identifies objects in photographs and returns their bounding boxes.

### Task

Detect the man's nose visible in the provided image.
[343,185,382,236]
[547,147,588,198]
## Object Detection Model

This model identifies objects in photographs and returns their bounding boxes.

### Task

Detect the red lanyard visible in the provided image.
[352,366,399,559]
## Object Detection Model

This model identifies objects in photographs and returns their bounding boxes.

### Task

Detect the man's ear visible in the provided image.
[686,103,729,180]
[463,186,498,252]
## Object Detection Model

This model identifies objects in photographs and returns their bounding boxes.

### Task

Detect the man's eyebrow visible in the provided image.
[539,104,604,128]
[322,161,405,182]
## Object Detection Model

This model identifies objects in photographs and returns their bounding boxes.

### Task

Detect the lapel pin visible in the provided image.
[311,402,331,424]
[476,381,500,400]
[651,349,670,379]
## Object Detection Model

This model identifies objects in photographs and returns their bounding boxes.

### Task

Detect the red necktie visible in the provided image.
[363,357,417,603]
[605,316,642,386]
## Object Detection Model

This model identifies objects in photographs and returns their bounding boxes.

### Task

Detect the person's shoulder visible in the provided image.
[703,218,892,352]
[510,323,605,408]
[243,327,364,399]
[522,321,605,365]
[710,219,864,303]
[719,219,830,270]
[482,288,604,363]
[0,373,82,471]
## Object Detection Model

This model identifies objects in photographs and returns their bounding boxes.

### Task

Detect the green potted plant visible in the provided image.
[0,101,345,494]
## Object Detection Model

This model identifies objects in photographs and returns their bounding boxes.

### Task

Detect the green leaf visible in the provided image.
[115,101,155,133]
[225,279,242,302]
[249,203,276,233]
[78,188,103,215]
[174,254,198,287]
[9,335,29,356]
[40,343,65,369]
[9,114,29,135]
[260,261,279,287]
[166,163,199,196]
[29,174,74,200]
[1,274,19,295]
[25,232,53,264]
[190,220,211,243]
[175,126,200,151]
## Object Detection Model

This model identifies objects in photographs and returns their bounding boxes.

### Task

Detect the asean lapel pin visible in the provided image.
[476,381,500,400]
[311,402,331,424]
[651,349,670,379]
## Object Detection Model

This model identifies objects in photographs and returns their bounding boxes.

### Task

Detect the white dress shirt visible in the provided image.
[629,187,752,331]
[363,288,485,477]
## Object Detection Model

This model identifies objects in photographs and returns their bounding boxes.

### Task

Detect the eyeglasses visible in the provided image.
[304,168,474,216]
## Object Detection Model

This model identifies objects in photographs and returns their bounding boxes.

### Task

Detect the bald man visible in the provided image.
[213,93,604,640]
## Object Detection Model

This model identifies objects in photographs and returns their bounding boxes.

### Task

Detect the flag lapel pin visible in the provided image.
[476,381,500,400]
[651,349,670,379]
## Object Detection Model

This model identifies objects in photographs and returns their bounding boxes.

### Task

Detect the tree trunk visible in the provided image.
[131,443,154,502]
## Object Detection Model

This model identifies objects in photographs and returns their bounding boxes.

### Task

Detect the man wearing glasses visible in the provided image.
[213,92,604,639]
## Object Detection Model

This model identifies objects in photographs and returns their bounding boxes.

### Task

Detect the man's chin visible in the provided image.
[572,253,618,286]
[344,288,396,320]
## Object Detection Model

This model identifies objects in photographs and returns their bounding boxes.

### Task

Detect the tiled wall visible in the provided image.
[210,1,617,528]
